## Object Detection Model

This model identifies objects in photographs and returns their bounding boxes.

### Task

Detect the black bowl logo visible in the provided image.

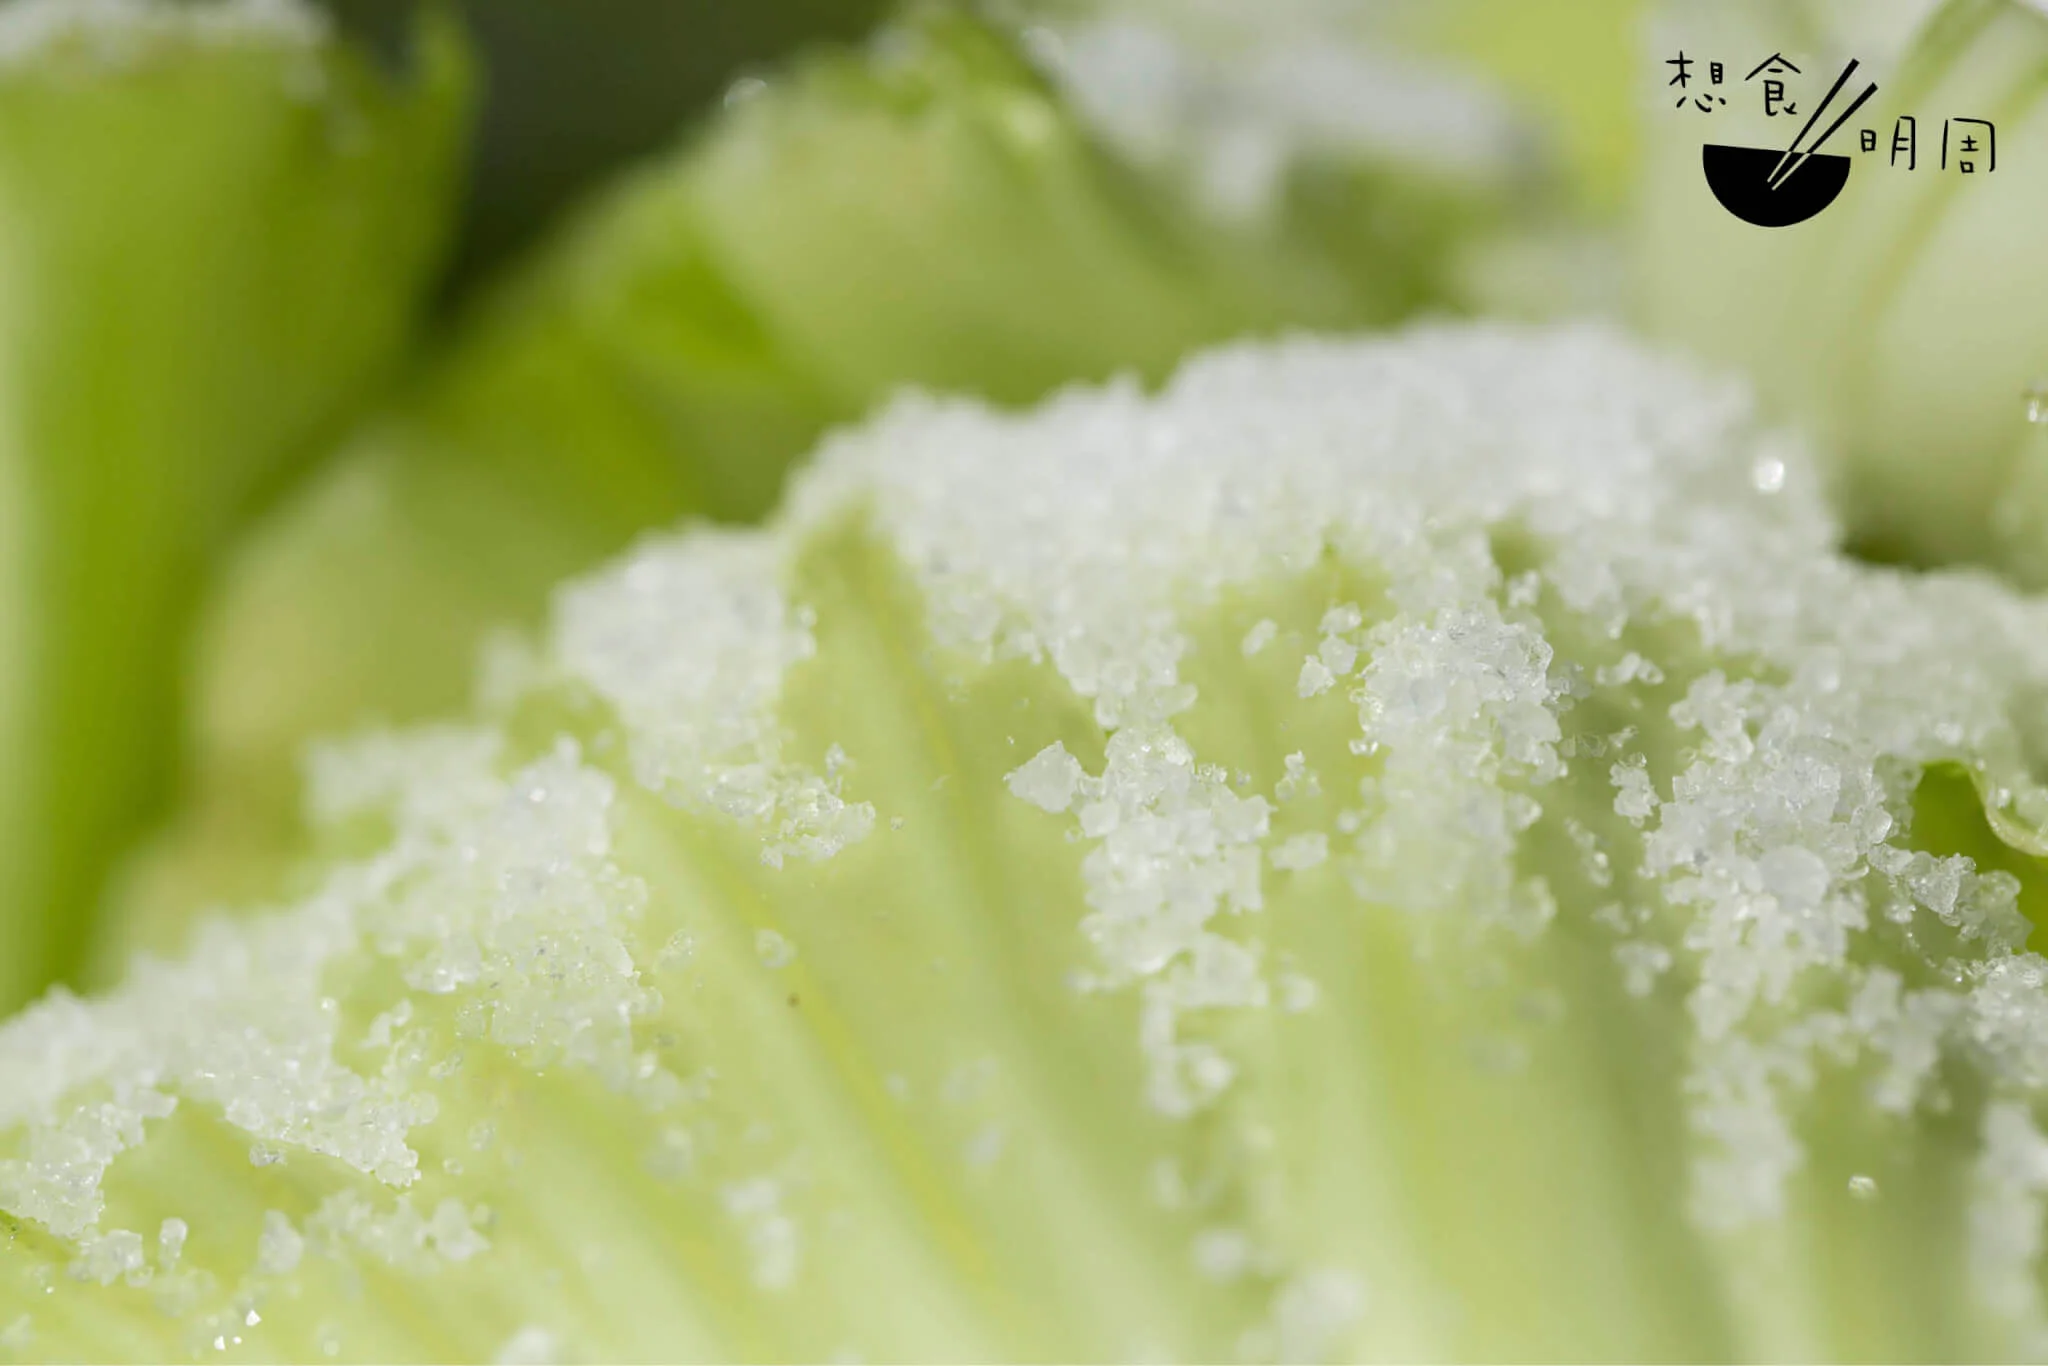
[1701,60,1876,228]
[1703,143,1851,226]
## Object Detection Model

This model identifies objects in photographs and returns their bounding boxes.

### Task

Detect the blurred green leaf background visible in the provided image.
[325,0,893,300]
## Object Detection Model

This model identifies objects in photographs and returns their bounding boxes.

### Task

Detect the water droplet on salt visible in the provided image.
[1021,24,1066,66]
[724,76,768,110]
[964,1125,1007,1169]
[655,930,696,970]
[755,929,796,969]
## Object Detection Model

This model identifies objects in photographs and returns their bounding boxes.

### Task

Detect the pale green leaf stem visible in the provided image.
[8,326,2048,1361]
[0,0,471,1013]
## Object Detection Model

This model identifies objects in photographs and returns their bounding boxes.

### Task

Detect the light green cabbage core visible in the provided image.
[7,326,2048,1362]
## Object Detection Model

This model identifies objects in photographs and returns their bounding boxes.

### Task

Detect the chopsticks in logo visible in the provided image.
[1767,58,1879,190]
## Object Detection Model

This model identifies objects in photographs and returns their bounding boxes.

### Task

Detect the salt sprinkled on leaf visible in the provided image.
[552,533,873,868]
[13,323,2048,1357]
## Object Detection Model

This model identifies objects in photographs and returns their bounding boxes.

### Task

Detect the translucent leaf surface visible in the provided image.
[13,326,2048,1360]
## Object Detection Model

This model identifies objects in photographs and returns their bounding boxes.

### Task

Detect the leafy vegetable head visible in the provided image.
[9,324,2048,1360]
[9,2,2048,1360]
